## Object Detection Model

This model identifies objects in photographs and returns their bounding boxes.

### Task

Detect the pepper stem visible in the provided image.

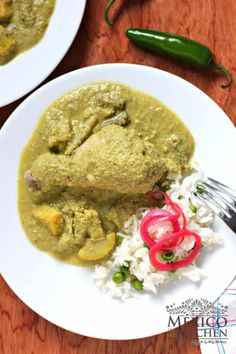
[210,62,233,89]
[104,0,116,25]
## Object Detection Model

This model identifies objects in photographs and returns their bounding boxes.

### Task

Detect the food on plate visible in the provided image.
[27,125,166,198]
[0,0,55,65]
[32,205,64,237]
[93,173,221,299]
[0,25,16,64]
[0,0,13,22]
[18,82,220,297]
[78,233,116,262]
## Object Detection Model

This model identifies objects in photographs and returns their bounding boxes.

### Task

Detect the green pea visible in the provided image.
[112,272,125,284]
[169,270,177,274]
[124,260,131,266]
[156,181,171,192]
[196,184,205,194]
[120,265,130,276]
[143,243,150,249]
[161,184,171,192]
[161,251,174,262]
[116,235,124,246]
[131,279,143,291]
[150,191,165,208]
[189,205,198,213]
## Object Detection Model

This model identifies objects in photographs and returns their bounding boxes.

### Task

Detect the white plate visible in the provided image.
[0,64,236,340]
[0,0,86,107]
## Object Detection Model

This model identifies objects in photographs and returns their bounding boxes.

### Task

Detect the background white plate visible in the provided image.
[0,64,236,340]
[0,0,86,107]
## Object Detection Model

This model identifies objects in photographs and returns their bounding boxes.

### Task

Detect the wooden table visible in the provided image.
[1,1,235,353]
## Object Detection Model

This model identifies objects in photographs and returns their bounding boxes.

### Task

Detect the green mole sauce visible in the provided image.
[0,0,55,65]
[18,82,194,266]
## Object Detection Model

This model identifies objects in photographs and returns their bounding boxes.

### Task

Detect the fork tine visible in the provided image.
[203,189,233,219]
[207,178,236,204]
[202,182,236,215]
[208,177,236,193]
[196,178,236,233]
[195,192,228,220]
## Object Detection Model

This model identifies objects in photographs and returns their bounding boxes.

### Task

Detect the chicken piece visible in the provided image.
[0,0,13,23]
[86,91,125,120]
[93,110,129,133]
[0,26,16,65]
[73,125,166,193]
[48,115,72,153]
[32,205,64,236]
[47,89,125,153]
[73,209,105,243]
[77,232,116,262]
[27,125,166,197]
[64,116,97,155]
[65,111,130,155]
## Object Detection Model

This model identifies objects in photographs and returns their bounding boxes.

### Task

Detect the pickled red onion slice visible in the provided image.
[140,209,180,247]
[149,230,202,271]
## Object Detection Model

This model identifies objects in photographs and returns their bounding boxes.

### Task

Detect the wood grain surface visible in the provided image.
[0,0,235,353]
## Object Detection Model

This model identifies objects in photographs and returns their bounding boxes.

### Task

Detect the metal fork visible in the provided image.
[195,177,236,233]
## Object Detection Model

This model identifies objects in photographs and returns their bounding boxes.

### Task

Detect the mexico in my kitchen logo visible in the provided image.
[166,298,228,344]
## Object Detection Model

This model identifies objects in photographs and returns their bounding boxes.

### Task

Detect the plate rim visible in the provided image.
[1,63,235,132]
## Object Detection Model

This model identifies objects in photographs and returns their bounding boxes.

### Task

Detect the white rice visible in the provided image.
[92,172,222,300]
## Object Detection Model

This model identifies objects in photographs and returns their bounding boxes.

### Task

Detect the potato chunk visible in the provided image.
[78,233,116,262]
[32,205,64,237]
[0,0,13,23]
[0,26,16,65]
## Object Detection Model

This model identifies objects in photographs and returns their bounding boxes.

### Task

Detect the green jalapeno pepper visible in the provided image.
[126,28,232,88]
[104,0,116,25]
